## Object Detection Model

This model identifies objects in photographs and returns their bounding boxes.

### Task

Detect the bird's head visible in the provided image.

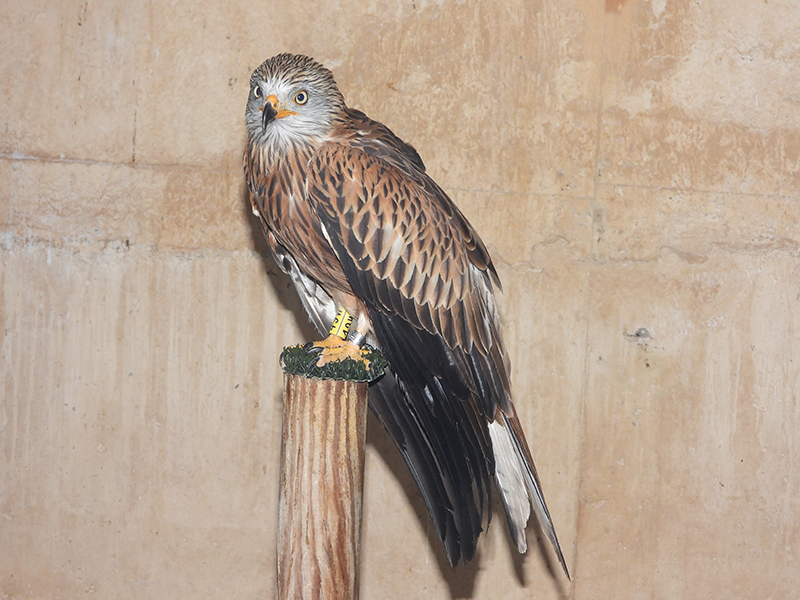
[245,53,345,152]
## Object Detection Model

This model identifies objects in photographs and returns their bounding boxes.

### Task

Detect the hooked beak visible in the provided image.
[259,94,298,128]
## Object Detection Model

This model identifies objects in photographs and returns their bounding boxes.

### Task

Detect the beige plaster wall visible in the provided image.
[2,0,799,598]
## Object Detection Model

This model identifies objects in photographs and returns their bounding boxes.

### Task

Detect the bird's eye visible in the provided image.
[253,86,262,99]
[293,90,308,105]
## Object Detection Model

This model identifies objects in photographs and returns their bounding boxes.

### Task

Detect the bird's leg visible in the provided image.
[311,308,371,367]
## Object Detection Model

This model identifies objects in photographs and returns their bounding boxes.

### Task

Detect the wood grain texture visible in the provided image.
[278,374,368,600]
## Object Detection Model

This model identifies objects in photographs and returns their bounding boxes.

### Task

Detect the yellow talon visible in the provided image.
[312,334,371,368]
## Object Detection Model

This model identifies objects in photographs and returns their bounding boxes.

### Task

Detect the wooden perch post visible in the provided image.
[277,345,387,600]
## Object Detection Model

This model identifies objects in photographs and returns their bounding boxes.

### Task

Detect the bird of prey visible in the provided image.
[243,52,569,575]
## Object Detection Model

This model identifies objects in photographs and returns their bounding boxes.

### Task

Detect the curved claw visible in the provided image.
[311,334,371,368]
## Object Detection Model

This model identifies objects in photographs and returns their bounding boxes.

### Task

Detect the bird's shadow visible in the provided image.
[364,409,480,598]
[240,184,569,599]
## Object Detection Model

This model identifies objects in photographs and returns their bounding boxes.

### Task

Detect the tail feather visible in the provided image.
[488,419,530,553]
[491,408,571,580]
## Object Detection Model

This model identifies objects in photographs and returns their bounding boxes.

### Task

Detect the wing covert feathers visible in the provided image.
[307,123,499,355]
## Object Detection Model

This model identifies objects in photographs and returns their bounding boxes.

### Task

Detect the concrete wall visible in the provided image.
[2,0,798,598]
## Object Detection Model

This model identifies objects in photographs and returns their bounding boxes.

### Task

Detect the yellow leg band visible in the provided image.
[329,308,353,340]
